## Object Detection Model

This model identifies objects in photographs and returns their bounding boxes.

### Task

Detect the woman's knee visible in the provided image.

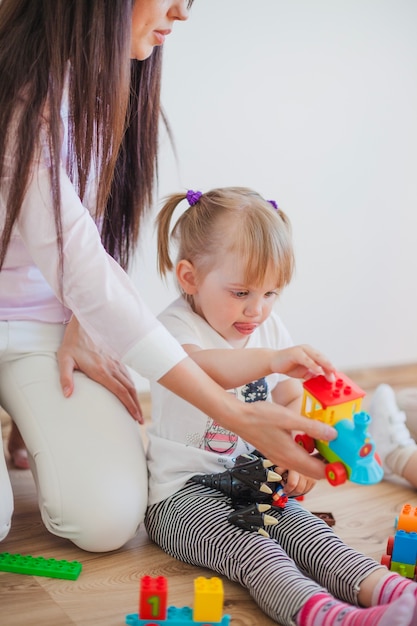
[42,490,147,552]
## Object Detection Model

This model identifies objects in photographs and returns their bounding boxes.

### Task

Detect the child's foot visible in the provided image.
[372,570,417,604]
[397,387,417,441]
[368,384,417,480]
[7,423,29,470]
[297,591,415,626]
[371,560,417,625]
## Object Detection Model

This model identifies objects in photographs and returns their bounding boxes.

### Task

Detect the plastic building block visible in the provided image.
[390,561,416,579]
[126,575,231,626]
[298,371,383,487]
[193,577,224,622]
[397,504,417,533]
[381,511,417,579]
[391,530,417,565]
[311,512,336,527]
[296,413,383,486]
[126,605,231,625]
[140,575,168,620]
[303,372,365,409]
[0,552,82,580]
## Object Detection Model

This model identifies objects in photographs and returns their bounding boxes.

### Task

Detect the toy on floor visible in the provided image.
[295,371,384,486]
[0,552,82,580]
[381,503,417,580]
[191,452,287,535]
[125,575,231,625]
[311,512,336,527]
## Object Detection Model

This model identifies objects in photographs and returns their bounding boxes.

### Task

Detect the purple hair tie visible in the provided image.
[267,199,278,210]
[186,190,203,206]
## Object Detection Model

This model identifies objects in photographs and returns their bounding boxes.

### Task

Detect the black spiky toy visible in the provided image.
[190,453,288,536]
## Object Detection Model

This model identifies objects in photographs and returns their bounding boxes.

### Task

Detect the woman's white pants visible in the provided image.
[0,321,148,552]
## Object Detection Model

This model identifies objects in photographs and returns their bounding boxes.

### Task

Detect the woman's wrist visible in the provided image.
[219,396,261,443]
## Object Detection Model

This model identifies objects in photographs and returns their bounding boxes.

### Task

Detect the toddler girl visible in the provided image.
[145,187,417,626]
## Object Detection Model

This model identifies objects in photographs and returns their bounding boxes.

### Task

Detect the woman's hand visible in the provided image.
[57,317,143,423]
[234,399,337,480]
[159,357,337,480]
[271,345,336,381]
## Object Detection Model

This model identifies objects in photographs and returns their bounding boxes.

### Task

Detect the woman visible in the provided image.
[0,0,335,552]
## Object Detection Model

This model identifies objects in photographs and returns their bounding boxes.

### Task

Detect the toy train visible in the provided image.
[295,371,383,486]
[381,503,417,580]
[125,575,231,626]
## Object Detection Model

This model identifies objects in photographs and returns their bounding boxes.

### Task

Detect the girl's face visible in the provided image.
[131,0,189,60]
[191,253,280,348]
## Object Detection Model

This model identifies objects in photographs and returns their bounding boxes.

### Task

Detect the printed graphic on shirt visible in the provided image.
[203,422,239,454]
[239,377,269,403]
[185,431,206,447]
[203,377,269,454]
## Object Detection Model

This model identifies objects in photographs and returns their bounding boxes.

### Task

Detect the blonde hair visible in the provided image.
[157,187,295,302]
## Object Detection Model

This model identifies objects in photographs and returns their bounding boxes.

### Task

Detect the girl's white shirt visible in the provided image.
[0,80,186,381]
[147,297,293,505]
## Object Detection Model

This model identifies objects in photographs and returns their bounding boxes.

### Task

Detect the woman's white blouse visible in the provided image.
[0,95,186,381]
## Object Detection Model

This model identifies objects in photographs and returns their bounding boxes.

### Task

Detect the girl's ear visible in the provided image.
[176,259,198,294]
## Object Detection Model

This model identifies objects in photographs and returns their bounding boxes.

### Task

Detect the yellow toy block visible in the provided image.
[193,576,224,622]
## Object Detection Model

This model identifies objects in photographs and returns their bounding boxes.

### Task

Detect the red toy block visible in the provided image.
[139,575,168,620]
[303,371,365,409]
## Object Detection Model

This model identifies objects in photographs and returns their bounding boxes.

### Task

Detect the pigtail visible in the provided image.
[276,207,292,233]
[156,192,187,277]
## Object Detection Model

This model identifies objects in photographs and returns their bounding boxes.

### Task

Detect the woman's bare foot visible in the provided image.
[7,423,29,470]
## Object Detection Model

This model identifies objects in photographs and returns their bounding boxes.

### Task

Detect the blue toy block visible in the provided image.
[126,605,231,626]
[0,552,82,580]
[392,530,417,565]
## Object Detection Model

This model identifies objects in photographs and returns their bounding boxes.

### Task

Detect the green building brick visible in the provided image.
[0,552,82,580]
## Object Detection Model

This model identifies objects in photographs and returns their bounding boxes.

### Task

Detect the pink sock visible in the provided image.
[372,571,417,605]
[296,591,415,626]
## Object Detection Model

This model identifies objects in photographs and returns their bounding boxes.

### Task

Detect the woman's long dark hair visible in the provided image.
[0,0,163,272]
[104,52,163,267]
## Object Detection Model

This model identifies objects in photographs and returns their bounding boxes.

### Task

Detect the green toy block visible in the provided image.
[390,560,416,579]
[0,552,82,580]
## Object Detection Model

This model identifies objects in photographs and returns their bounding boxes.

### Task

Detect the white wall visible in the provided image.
[131,0,417,391]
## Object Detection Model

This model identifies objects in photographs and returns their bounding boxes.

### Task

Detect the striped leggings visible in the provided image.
[145,482,383,626]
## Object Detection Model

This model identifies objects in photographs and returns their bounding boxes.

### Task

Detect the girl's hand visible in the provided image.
[278,468,316,497]
[271,345,336,382]
[57,316,143,423]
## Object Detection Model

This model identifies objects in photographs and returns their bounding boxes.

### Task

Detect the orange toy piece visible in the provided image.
[397,504,417,534]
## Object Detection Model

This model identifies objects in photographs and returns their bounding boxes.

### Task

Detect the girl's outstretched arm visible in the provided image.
[158,356,336,480]
[184,344,335,389]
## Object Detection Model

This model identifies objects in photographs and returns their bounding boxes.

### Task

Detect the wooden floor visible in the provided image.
[2,363,417,626]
